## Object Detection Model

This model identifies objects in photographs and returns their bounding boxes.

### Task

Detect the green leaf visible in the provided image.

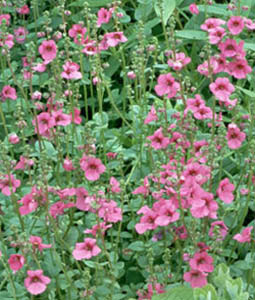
[196,5,230,16]
[135,0,154,21]
[68,0,112,7]
[175,30,207,40]
[154,0,176,25]
[236,86,255,98]
[152,285,193,300]
[193,284,218,300]
[128,241,145,252]
[66,227,79,246]
[35,140,57,157]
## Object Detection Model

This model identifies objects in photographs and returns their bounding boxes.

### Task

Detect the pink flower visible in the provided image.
[110,176,121,193]
[155,201,179,226]
[82,41,99,55]
[61,61,82,80]
[32,62,47,73]
[9,133,20,144]
[14,156,34,170]
[227,58,252,79]
[193,105,213,120]
[80,156,106,181]
[183,269,208,288]
[217,178,235,204]
[208,27,226,44]
[102,32,128,48]
[226,123,246,149]
[0,174,20,196]
[127,71,136,79]
[14,27,28,43]
[189,3,199,15]
[1,85,17,101]
[190,190,218,219]
[8,254,25,272]
[209,221,228,240]
[63,158,75,171]
[201,18,225,32]
[219,39,245,58]
[147,127,169,150]
[155,73,180,98]
[84,222,112,237]
[167,52,191,71]
[68,24,88,45]
[144,106,158,124]
[38,40,57,62]
[72,238,101,260]
[98,199,122,223]
[29,236,52,252]
[209,77,235,101]
[24,270,51,295]
[97,7,113,27]
[52,110,72,126]
[32,112,55,135]
[189,251,214,273]
[71,107,82,124]
[227,16,245,35]
[233,226,253,243]
[135,206,158,234]
[17,5,30,15]
[0,14,10,26]
[0,33,14,49]
[49,201,74,219]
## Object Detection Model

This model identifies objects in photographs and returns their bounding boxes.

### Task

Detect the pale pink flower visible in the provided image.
[82,41,98,56]
[9,133,19,144]
[0,33,14,49]
[38,40,57,62]
[233,226,253,243]
[61,61,82,80]
[226,123,246,149]
[189,3,199,15]
[8,254,25,272]
[71,107,82,124]
[209,77,235,101]
[183,269,208,288]
[72,238,101,260]
[147,127,169,150]
[98,199,122,223]
[227,16,245,35]
[1,85,17,101]
[0,174,20,196]
[132,177,150,197]
[155,73,180,98]
[29,236,52,252]
[217,178,235,204]
[32,91,42,101]
[80,156,106,181]
[190,190,218,219]
[197,57,219,77]
[209,220,228,240]
[15,156,34,170]
[135,206,158,234]
[155,201,179,226]
[193,105,213,120]
[97,7,113,27]
[49,201,74,219]
[110,176,121,193]
[24,270,51,295]
[127,71,136,79]
[189,251,214,273]
[63,158,75,171]
[32,62,47,73]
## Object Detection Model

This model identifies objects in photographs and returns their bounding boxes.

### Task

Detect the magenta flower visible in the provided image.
[167,52,191,71]
[233,226,253,243]
[226,123,246,149]
[52,110,71,126]
[38,40,57,62]
[155,73,180,98]
[14,27,28,44]
[103,31,127,47]
[80,156,106,181]
[219,39,245,58]
[0,14,11,26]
[183,269,208,288]
[189,251,214,273]
[227,58,252,79]
[227,16,245,35]
[24,270,51,295]
[68,24,88,45]
[29,236,52,252]
[72,238,101,260]
[217,178,235,204]
[201,18,225,32]
[32,112,55,135]
[8,254,25,273]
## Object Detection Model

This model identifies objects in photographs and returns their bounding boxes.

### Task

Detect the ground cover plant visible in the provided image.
[0,0,255,299]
